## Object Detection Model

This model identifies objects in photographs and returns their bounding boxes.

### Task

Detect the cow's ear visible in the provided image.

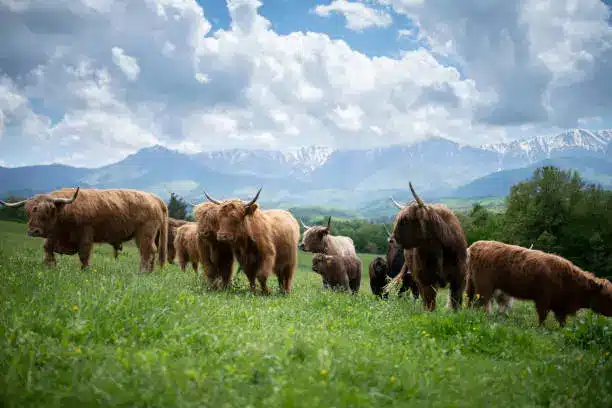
[245,203,259,215]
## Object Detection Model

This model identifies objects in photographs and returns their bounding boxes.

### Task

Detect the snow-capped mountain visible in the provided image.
[2,128,611,210]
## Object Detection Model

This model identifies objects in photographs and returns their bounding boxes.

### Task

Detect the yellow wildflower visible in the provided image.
[72,305,79,311]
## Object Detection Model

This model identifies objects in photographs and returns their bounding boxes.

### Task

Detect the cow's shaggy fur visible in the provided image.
[369,256,389,297]
[389,182,468,311]
[313,253,362,293]
[165,218,189,264]
[193,202,235,289]
[466,240,612,326]
[173,222,201,273]
[1,187,168,272]
[204,188,300,294]
[384,226,420,300]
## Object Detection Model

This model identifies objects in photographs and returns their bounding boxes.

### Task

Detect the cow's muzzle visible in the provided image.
[216,233,233,242]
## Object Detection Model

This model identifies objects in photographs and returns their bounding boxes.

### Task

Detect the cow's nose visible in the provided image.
[217,233,231,242]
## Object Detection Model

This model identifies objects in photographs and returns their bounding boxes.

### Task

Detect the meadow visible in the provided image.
[1,219,611,407]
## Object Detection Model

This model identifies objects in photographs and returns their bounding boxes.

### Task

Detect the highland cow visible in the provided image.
[466,240,612,327]
[299,217,357,256]
[313,253,362,293]
[164,218,189,264]
[203,188,300,294]
[193,201,235,289]
[173,222,201,273]
[0,187,168,272]
[46,233,124,259]
[369,256,389,297]
[383,224,420,300]
[388,182,468,311]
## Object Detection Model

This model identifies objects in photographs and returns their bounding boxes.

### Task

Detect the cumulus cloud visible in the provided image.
[313,0,393,31]
[0,0,610,167]
[378,0,612,127]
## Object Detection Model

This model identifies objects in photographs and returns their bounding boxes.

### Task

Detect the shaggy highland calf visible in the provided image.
[466,240,612,327]
[382,224,420,300]
[173,222,201,273]
[193,202,236,289]
[0,187,168,272]
[388,182,468,312]
[203,188,300,294]
[313,253,362,293]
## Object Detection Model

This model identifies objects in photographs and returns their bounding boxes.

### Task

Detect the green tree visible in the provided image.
[167,193,188,220]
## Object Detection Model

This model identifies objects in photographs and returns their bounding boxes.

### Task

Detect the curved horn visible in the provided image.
[203,190,221,205]
[326,216,331,230]
[52,187,79,205]
[245,187,262,207]
[409,182,424,207]
[390,196,405,210]
[383,223,391,236]
[300,219,312,230]
[0,198,28,208]
[187,201,198,207]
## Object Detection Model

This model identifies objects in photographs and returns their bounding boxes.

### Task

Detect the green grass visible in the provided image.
[1,220,611,407]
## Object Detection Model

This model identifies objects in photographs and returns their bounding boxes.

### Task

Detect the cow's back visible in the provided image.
[262,209,300,263]
[56,189,166,242]
[327,235,357,257]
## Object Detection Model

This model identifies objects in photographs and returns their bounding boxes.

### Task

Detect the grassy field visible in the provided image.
[1,220,611,407]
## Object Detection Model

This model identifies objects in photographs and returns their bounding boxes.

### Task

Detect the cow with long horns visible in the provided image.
[193,201,236,290]
[0,187,169,272]
[203,188,300,294]
[387,182,468,311]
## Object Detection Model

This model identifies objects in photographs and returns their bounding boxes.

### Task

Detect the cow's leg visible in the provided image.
[447,272,466,311]
[191,261,198,273]
[78,242,93,271]
[168,245,176,265]
[420,284,437,312]
[177,249,187,272]
[43,238,57,267]
[135,232,156,273]
[536,302,550,327]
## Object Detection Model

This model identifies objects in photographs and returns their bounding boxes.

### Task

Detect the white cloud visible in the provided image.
[111,47,141,81]
[0,0,610,167]
[378,0,612,127]
[313,0,393,31]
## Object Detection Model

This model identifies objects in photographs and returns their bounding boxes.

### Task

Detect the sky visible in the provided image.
[0,0,611,168]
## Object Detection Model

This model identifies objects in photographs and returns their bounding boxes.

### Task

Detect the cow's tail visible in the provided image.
[158,206,169,268]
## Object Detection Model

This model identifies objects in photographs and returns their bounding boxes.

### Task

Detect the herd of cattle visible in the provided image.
[1,182,612,327]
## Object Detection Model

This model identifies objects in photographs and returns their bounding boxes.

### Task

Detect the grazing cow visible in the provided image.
[466,240,612,327]
[0,187,168,272]
[312,253,362,293]
[173,222,201,273]
[369,256,389,297]
[388,182,468,311]
[193,202,235,289]
[383,224,420,300]
[203,188,300,294]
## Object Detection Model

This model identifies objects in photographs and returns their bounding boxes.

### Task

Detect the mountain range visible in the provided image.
[1,128,611,216]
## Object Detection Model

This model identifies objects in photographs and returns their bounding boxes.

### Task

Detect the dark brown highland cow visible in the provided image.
[466,240,612,327]
[193,202,235,289]
[388,182,468,311]
[313,253,362,293]
[369,256,389,297]
[0,187,168,272]
[203,188,300,294]
[173,222,201,273]
[46,230,124,259]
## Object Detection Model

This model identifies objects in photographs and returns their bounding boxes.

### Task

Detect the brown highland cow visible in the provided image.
[466,240,612,327]
[313,253,362,293]
[203,188,300,294]
[299,216,357,256]
[389,182,468,311]
[193,202,236,289]
[0,187,168,272]
[173,222,201,273]
[369,256,389,298]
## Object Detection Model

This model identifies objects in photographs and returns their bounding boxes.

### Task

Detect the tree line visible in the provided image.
[2,166,611,278]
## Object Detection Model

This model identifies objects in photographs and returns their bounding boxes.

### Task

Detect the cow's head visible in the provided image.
[389,182,434,249]
[0,187,80,238]
[298,216,331,253]
[203,188,261,243]
[194,202,221,241]
[370,256,387,277]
